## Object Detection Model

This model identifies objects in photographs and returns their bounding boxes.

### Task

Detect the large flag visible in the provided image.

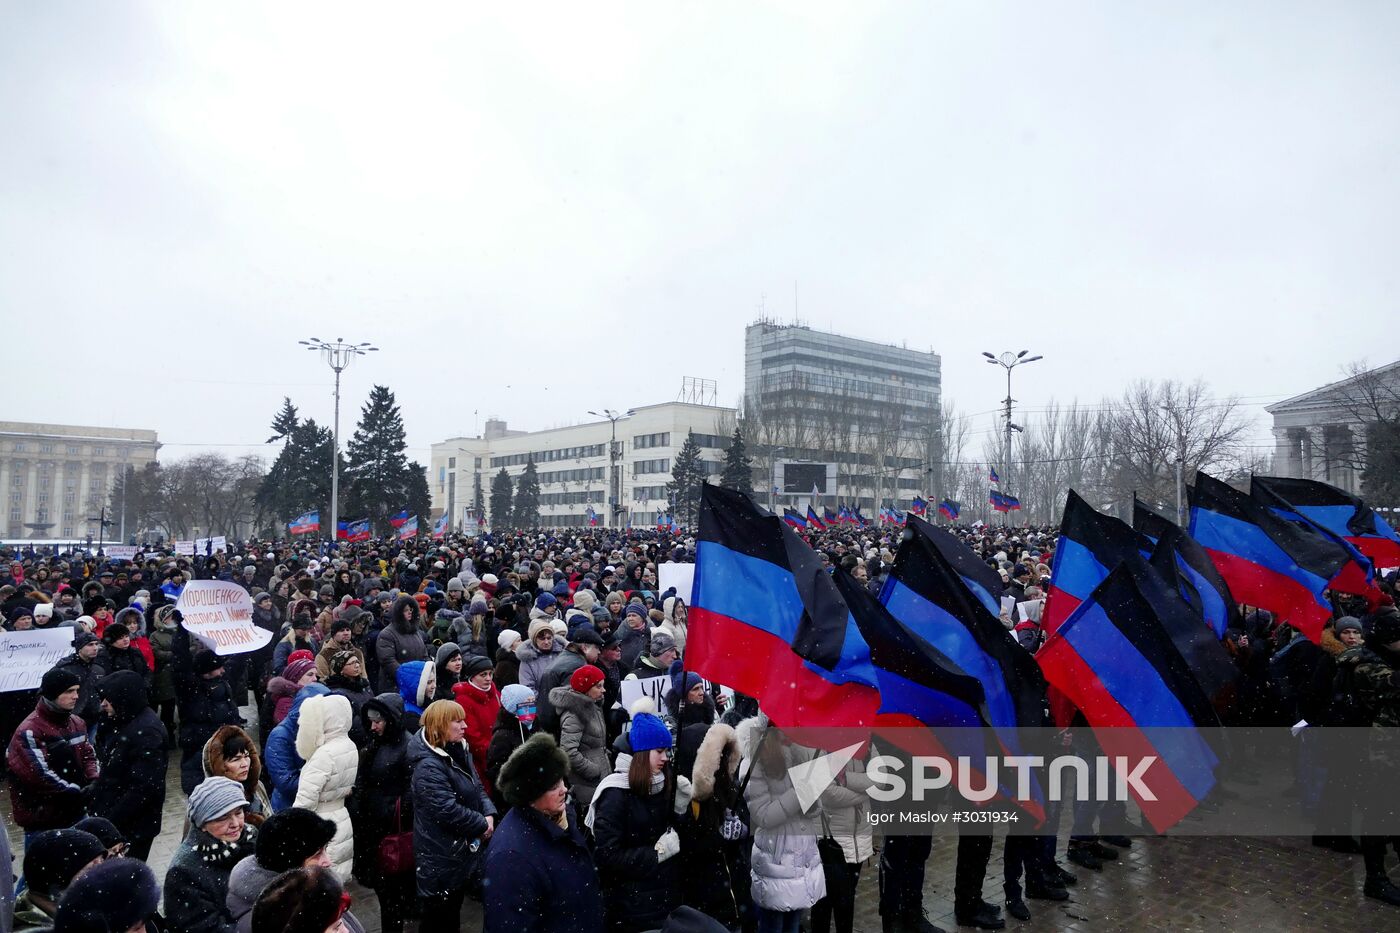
[689,484,882,733]
[397,516,419,540]
[904,516,1005,618]
[781,507,807,529]
[1190,472,1349,643]
[938,498,961,521]
[806,505,826,530]
[1251,477,1384,604]
[989,490,1010,513]
[346,519,371,543]
[1134,500,1240,639]
[1250,476,1400,567]
[432,513,449,539]
[910,496,928,516]
[1037,561,1224,832]
[388,510,411,529]
[1041,490,1141,635]
[288,511,320,535]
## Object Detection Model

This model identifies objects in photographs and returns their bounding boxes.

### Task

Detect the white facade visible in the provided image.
[1266,360,1400,495]
[430,403,737,528]
[0,422,161,541]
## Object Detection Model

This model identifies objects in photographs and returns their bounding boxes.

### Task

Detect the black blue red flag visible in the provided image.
[1134,500,1240,639]
[781,507,806,529]
[1251,476,1390,604]
[938,498,960,521]
[1037,560,1224,832]
[905,516,1005,617]
[806,504,826,530]
[1041,490,1141,635]
[1249,477,1400,567]
[690,485,882,732]
[1189,472,1349,643]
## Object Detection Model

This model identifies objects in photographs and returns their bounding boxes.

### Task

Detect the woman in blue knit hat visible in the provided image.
[585,712,690,933]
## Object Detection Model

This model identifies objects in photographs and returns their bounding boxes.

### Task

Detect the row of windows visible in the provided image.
[490,444,606,469]
[633,432,669,449]
[9,442,119,456]
[633,459,669,476]
[631,486,668,501]
[539,490,598,506]
[539,466,606,484]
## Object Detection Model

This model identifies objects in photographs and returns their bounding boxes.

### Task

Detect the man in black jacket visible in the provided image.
[89,670,168,860]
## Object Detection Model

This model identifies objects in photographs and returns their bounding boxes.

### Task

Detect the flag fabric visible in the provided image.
[782,507,807,529]
[990,467,1000,484]
[689,484,882,733]
[910,496,928,516]
[1036,561,1223,832]
[938,499,961,521]
[837,504,852,525]
[335,520,349,541]
[344,519,371,543]
[1041,490,1143,635]
[1134,500,1240,639]
[1250,476,1400,567]
[806,505,826,530]
[397,516,419,540]
[989,490,1009,513]
[823,506,839,525]
[432,514,449,539]
[906,515,1006,617]
[388,510,410,529]
[586,505,600,527]
[1004,494,1022,512]
[288,511,320,535]
[1250,477,1383,605]
[1189,472,1352,643]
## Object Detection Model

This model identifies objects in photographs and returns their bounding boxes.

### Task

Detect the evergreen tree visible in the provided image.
[472,471,485,524]
[258,417,337,527]
[345,385,411,531]
[514,459,541,528]
[266,397,300,444]
[666,431,706,527]
[405,461,432,532]
[489,468,514,530]
[720,426,755,497]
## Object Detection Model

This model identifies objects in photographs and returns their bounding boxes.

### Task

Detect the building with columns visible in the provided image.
[1,422,160,541]
[1266,360,1400,496]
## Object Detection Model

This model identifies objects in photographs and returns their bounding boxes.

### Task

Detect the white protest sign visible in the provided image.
[175,580,272,656]
[174,536,228,556]
[103,545,139,560]
[619,671,733,712]
[657,563,695,604]
[0,628,74,693]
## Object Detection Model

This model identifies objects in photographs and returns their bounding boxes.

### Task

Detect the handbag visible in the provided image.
[376,799,414,876]
[817,811,854,900]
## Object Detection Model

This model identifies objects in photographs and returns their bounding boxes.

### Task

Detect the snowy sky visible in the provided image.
[3,2,1397,465]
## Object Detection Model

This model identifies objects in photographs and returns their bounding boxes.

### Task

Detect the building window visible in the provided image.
[8,509,19,521]
[39,477,49,489]
[632,458,669,476]
[62,526,73,537]
[39,444,54,453]
[13,442,25,452]
[633,432,670,449]
[474,457,482,468]
[11,475,22,487]
[448,456,457,469]
[92,447,105,456]
[67,445,79,455]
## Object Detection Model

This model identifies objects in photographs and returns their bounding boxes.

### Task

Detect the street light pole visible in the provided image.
[982,350,1043,520]
[589,408,635,527]
[768,447,787,513]
[301,338,378,543]
[1161,403,1185,526]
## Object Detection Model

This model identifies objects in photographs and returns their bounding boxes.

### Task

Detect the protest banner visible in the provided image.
[619,672,732,712]
[173,536,228,556]
[0,628,73,692]
[102,545,139,560]
[657,562,695,604]
[175,579,272,656]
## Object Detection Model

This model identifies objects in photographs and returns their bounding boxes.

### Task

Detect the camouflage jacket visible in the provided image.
[1335,645,1400,728]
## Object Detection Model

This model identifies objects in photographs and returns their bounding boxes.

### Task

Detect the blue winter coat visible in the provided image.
[265,683,330,811]
[484,804,604,933]
[406,731,496,897]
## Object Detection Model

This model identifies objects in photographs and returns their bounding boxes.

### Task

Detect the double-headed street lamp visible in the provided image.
[768,446,787,513]
[301,338,378,541]
[588,408,634,526]
[982,350,1043,509]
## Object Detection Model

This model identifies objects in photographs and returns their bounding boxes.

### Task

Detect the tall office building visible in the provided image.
[743,321,942,512]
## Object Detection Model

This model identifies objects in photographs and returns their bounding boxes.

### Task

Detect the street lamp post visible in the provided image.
[301,338,378,543]
[1161,404,1186,526]
[768,447,787,513]
[588,409,634,527]
[982,350,1043,517]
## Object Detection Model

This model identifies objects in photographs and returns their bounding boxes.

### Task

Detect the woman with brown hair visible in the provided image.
[406,699,496,931]
[586,712,685,933]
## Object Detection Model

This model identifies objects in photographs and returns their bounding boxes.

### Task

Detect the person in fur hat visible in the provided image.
[484,734,604,933]
[203,725,272,827]
[54,855,162,933]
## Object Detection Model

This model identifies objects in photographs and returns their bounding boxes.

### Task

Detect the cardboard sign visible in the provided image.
[657,562,695,604]
[619,672,733,712]
[173,536,228,556]
[175,580,272,656]
[0,628,74,693]
[103,545,139,560]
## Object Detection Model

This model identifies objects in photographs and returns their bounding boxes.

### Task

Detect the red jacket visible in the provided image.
[5,699,100,830]
[453,681,501,795]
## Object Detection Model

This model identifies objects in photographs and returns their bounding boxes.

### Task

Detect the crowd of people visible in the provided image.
[0,519,1398,933]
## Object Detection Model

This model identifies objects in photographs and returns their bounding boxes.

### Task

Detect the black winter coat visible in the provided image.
[53,653,106,723]
[89,671,168,844]
[535,648,588,736]
[406,731,496,897]
[591,781,681,933]
[352,693,414,887]
[483,804,604,933]
[484,708,531,812]
[98,644,152,691]
[163,826,258,933]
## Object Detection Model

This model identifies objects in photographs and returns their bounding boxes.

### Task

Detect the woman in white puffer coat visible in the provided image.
[293,692,359,881]
[737,712,825,933]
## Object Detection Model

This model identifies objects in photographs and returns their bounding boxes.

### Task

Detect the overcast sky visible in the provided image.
[4,2,1396,467]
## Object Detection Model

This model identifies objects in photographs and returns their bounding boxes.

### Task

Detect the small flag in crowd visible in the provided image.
[989,490,1009,512]
[909,496,928,517]
[586,505,600,527]
[338,518,371,543]
[432,514,449,539]
[288,511,320,535]
[782,507,807,529]
[397,516,419,540]
[938,498,960,521]
[989,467,1000,484]
[388,510,411,528]
[823,506,839,525]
